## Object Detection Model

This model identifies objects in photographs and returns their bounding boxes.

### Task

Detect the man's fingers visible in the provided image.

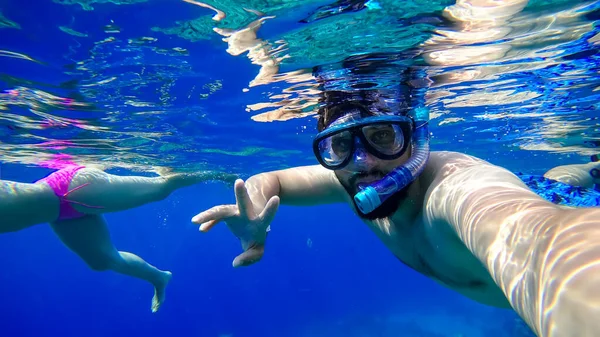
[234,179,255,219]
[258,195,280,226]
[191,204,237,227]
[232,245,265,267]
[199,219,219,232]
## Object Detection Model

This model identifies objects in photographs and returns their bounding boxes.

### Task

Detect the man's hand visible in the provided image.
[192,179,280,267]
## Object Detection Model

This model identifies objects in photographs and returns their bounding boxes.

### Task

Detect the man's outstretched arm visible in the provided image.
[243,164,348,213]
[425,154,600,337]
[192,165,346,266]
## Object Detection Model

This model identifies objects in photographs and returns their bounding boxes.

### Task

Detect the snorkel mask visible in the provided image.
[313,105,430,214]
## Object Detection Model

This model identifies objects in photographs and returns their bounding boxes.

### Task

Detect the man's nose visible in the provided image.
[348,137,376,170]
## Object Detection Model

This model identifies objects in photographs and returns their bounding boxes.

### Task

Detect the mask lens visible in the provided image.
[318,130,353,167]
[362,123,405,156]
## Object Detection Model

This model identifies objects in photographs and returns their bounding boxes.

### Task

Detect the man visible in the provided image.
[192,58,600,336]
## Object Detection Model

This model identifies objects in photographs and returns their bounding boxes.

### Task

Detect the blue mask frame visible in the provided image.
[312,115,414,170]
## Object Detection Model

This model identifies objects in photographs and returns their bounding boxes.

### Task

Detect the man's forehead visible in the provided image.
[329,109,363,126]
[327,106,395,128]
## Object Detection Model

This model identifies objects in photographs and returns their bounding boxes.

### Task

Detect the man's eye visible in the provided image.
[332,138,351,151]
[371,130,394,144]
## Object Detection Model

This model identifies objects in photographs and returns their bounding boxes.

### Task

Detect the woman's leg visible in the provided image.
[65,168,237,214]
[50,214,172,312]
[0,180,58,233]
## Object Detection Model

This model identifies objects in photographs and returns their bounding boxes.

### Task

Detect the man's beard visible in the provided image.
[339,169,411,221]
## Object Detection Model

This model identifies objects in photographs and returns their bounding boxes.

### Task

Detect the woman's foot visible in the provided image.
[164,171,239,189]
[151,270,172,313]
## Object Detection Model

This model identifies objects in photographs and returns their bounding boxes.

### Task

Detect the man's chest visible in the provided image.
[364,214,511,307]
[366,214,494,289]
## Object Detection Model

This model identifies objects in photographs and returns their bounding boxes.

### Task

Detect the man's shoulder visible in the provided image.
[422,151,520,194]
[429,150,485,162]
[427,151,491,174]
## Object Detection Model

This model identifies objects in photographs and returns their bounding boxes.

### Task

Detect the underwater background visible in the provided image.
[1,0,599,336]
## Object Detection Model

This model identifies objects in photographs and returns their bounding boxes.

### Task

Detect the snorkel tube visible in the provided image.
[354,106,430,214]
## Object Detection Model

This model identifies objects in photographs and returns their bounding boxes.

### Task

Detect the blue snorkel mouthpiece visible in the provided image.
[353,107,430,214]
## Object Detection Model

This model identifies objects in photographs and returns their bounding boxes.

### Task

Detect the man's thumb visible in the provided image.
[232,245,265,267]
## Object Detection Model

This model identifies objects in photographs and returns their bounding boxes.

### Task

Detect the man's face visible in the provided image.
[334,135,413,220]
[316,109,415,219]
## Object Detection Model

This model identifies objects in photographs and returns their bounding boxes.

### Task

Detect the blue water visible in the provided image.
[1,0,599,336]
[0,163,531,337]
